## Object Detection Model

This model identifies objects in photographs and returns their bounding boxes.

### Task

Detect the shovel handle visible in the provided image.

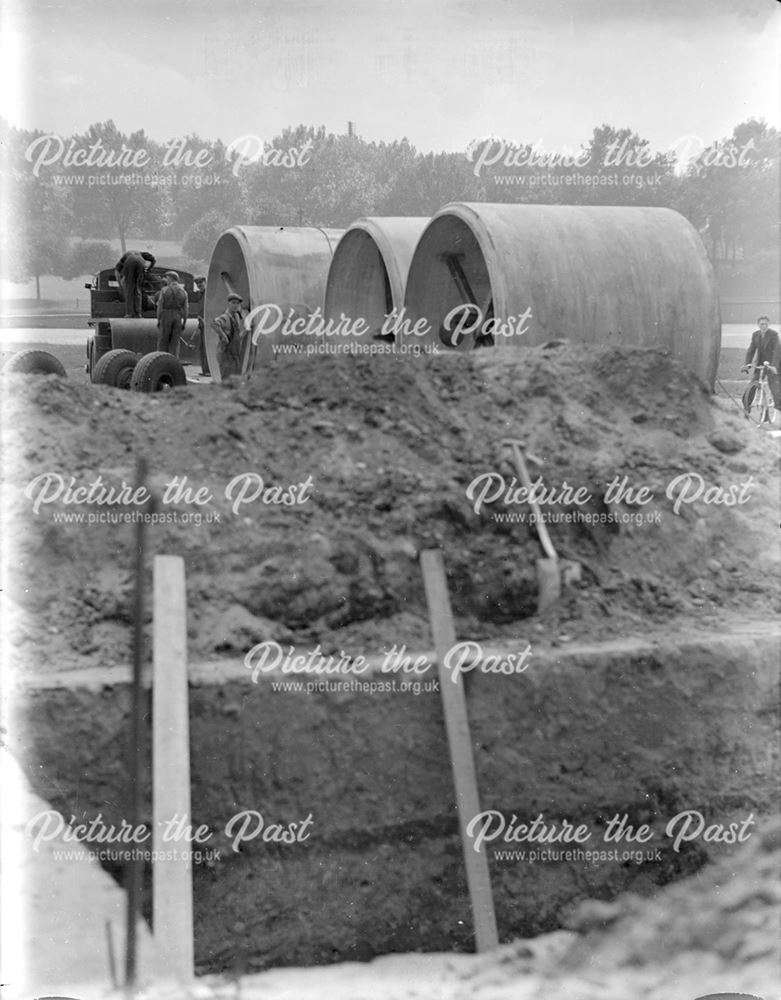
[506,442,558,561]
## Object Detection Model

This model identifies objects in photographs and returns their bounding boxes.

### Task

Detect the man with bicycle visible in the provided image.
[742,315,780,409]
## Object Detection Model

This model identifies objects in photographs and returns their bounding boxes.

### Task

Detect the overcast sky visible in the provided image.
[1,0,778,155]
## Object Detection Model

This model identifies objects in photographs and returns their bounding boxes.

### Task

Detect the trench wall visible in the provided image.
[12,627,780,975]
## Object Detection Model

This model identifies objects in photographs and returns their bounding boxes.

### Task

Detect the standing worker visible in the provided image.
[156,271,189,356]
[192,275,210,375]
[115,250,155,318]
[742,315,781,408]
[211,292,246,378]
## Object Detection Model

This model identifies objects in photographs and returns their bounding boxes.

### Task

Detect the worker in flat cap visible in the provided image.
[211,292,247,379]
[156,270,189,356]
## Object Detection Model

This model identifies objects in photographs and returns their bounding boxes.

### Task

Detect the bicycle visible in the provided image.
[741,361,778,425]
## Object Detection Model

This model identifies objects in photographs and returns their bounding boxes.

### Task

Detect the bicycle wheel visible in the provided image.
[742,382,759,421]
[747,385,777,425]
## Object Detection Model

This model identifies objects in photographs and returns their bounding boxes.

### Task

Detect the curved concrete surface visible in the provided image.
[323,217,429,337]
[205,226,344,381]
[403,203,722,386]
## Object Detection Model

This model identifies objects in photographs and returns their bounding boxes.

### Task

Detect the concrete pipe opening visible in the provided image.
[323,218,429,339]
[403,203,721,386]
[205,225,344,381]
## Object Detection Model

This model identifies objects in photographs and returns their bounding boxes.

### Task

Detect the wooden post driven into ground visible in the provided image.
[420,549,499,953]
[125,456,148,990]
[152,555,194,983]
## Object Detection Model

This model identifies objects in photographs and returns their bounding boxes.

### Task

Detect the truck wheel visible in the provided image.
[3,349,67,376]
[130,352,187,393]
[93,349,139,389]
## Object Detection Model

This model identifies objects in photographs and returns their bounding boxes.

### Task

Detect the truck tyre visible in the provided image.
[130,351,187,393]
[93,349,139,389]
[3,349,67,376]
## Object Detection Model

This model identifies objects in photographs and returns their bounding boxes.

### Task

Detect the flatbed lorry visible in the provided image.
[84,265,207,391]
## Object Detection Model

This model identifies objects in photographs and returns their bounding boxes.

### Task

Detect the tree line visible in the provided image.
[0,117,777,299]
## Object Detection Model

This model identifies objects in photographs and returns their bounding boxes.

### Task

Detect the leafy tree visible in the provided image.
[182,209,231,261]
[1,214,71,301]
[676,118,779,264]
[372,138,420,214]
[165,136,245,236]
[570,125,676,206]
[395,150,481,214]
[61,239,114,279]
[241,125,385,227]
[467,135,574,205]
[26,221,70,299]
[461,126,676,208]
[0,125,72,300]
[64,120,164,249]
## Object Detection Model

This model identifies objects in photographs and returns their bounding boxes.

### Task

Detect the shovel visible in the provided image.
[501,438,581,613]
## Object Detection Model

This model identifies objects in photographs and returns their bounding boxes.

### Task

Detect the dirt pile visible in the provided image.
[451,815,781,1000]
[2,343,779,674]
[3,342,779,989]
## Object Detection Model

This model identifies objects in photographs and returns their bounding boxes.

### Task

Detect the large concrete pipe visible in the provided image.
[103,318,201,367]
[402,204,721,386]
[323,217,429,337]
[205,226,344,380]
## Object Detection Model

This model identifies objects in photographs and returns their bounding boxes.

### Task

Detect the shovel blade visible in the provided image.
[536,557,561,613]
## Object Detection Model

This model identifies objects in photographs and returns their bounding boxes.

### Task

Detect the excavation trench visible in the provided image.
[13,625,779,975]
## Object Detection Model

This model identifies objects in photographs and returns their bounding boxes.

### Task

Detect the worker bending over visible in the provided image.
[115,250,155,318]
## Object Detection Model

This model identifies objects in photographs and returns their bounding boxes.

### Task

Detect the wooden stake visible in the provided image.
[153,555,194,983]
[420,549,499,953]
[125,456,148,991]
[106,919,118,989]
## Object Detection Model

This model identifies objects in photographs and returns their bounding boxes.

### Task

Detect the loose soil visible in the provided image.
[2,344,779,673]
[2,341,779,986]
[222,815,781,999]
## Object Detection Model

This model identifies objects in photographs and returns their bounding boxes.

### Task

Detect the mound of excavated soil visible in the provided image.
[2,343,779,674]
[3,343,780,986]
[446,815,781,1000]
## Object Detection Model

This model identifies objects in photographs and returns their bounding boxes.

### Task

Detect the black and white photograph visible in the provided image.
[0,1,779,998]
